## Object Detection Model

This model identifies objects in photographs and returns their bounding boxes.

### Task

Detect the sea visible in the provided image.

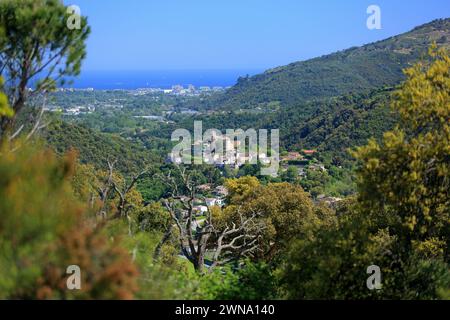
[62,69,263,90]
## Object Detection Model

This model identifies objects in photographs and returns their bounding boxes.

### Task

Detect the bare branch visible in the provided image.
[5,95,50,153]
[95,160,116,219]
[158,167,263,273]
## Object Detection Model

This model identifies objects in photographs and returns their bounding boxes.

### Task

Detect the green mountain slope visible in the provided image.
[175,18,449,165]
[278,88,397,162]
[42,121,160,174]
[208,18,449,111]
[179,87,397,165]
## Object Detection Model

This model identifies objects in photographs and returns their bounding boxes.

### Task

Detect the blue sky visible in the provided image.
[66,0,450,71]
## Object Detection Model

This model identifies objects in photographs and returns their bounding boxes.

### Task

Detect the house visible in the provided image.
[179,196,191,203]
[214,185,228,197]
[197,184,212,192]
[317,196,343,208]
[303,149,317,156]
[281,152,303,162]
[205,197,225,207]
[215,198,225,207]
[193,205,208,216]
[205,198,217,207]
[298,167,306,177]
[309,163,327,172]
[258,153,272,165]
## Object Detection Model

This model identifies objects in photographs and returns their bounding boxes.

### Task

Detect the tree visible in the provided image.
[222,177,333,261]
[111,166,148,236]
[281,165,299,184]
[280,46,450,299]
[280,199,450,299]
[353,45,450,254]
[156,166,263,273]
[200,261,278,300]
[70,162,100,207]
[72,159,148,237]
[0,0,90,137]
[138,202,171,233]
[112,167,148,220]
[0,77,13,118]
[300,168,331,198]
[279,198,401,299]
[0,142,138,299]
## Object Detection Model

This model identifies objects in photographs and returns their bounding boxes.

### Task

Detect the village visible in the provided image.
[171,146,342,230]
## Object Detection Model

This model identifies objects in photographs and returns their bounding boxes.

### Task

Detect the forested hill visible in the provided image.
[176,86,397,166]
[203,18,449,111]
[277,88,398,163]
[42,121,160,174]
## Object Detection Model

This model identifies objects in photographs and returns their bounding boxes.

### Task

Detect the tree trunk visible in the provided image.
[153,225,173,261]
[194,254,205,274]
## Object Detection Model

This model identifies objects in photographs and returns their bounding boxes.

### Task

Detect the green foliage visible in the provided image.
[200,262,278,300]
[104,221,201,299]
[279,205,389,299]
[0,0,90,135]
[280,205,450,299]
[43,120,160,175]
[0,0,90,90]
[281,166,299,184]
[0,77,13,118]
[222,177,333,262]
[353,45,450,248]
[2,8,449,300]
[279,47,450,300]
[0,142,138,299]
[136,176,168,202]
[197,19,449,112]
[137,202,171,233]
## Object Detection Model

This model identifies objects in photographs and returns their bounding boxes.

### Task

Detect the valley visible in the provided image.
[1,0,448,302]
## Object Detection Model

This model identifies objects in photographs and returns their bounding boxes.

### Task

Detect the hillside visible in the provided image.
[44,19,450,171]
[176,86,397,166]
[42,121,161,174]
[278,88,398,163]
[205,18,449,111]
